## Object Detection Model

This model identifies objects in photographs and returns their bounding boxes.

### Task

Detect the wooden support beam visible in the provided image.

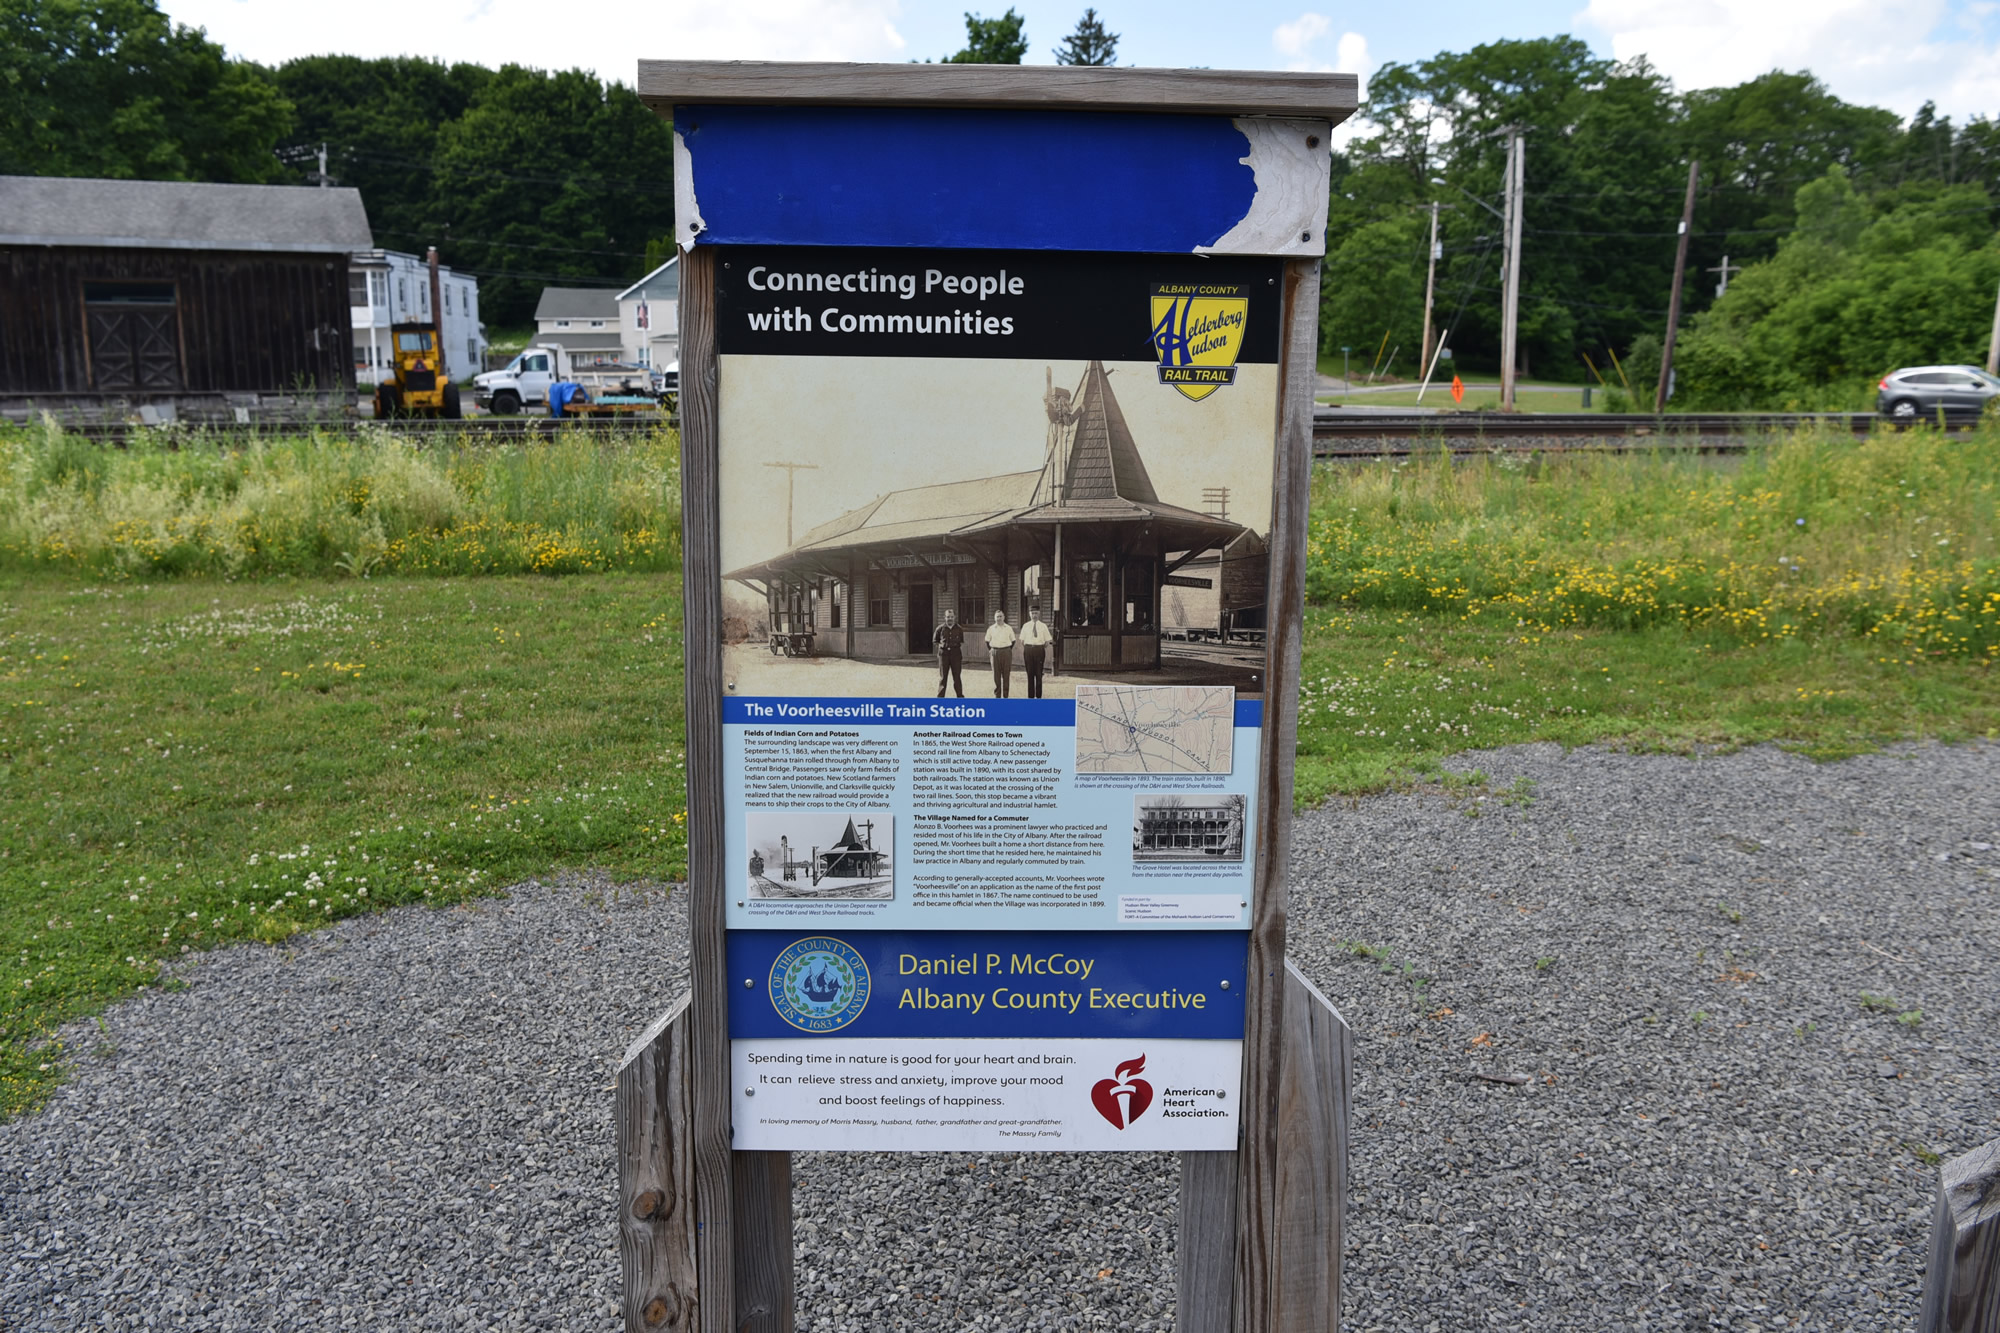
[677,240,736,1333]
[1229,254,1322,1333]
[1273,961,1351,1328]
[1177,1151,1237,1333]
[732,1154,795,1333]
[617,995,698,1331]
[1178,961,1349,1333]
[1920,1135,2000,1333]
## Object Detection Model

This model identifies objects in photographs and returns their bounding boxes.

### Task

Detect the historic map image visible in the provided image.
[1074,685,1236,775]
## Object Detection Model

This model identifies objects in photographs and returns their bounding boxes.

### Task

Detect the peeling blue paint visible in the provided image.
[676,105,1258,252]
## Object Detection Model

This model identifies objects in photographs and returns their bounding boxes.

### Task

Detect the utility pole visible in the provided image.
[1656,159,1699,414]
[764,461,820,547]
[426,246,443,331]
[1986,277,2000,377]
[1707,254,1740,298]
[1419,201,1441,384]
[1499,128,1525,412]
[316,143,329,188]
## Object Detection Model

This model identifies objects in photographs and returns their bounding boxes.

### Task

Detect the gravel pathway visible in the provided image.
[4,742,1996,1330]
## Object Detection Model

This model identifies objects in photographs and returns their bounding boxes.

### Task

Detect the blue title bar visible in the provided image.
[729,929,1247,1040]
[724,696,1262,728]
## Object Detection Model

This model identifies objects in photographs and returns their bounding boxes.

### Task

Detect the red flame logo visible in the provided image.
[1090,1054,1154,1129]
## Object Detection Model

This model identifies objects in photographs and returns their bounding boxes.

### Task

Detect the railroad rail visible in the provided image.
[1311,410,1880,457]
[2,407,1914,452]
[9,413,676,443]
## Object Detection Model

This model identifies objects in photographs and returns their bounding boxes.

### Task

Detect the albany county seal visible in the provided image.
[769,936,871,1033]
[1150,282,1249,401]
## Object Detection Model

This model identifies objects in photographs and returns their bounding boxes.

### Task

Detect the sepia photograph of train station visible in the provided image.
[718,355,1277,699]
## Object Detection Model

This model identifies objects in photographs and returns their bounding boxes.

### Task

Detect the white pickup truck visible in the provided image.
[472,343,660,416]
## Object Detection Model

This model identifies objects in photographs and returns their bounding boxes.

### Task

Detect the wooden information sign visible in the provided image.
[618,60,1357,1333]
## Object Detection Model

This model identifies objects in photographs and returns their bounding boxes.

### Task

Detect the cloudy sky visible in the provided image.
[166,0,1998,124]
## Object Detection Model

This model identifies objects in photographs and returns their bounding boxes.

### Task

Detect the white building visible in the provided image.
[349,250,485,384]
[532,286,625,365]
[617,257,679,368]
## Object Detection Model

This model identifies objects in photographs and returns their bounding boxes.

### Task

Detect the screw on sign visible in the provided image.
[1450,374,1466,404]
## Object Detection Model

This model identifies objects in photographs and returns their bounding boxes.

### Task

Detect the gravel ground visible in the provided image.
[4,742,1996,1330]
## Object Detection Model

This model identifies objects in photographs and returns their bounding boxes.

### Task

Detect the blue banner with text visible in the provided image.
[727,929,1248,1040]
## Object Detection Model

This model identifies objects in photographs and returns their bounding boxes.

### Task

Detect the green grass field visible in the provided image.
[1,420,1994,1117]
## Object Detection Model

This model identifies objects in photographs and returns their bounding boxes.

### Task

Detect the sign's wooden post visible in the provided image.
[1918,1135,2000,1333]
[624,60,1355,1333]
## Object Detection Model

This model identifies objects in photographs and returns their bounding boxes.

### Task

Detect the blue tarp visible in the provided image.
[549,382,589,418]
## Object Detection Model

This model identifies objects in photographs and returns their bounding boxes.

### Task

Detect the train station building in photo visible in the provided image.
[725,360,1265,674]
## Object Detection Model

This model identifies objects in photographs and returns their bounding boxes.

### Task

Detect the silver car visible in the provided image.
[1877,365,2000,423]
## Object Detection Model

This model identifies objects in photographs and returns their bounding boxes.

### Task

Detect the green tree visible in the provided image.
[425,66,676,324]
[0,0,291,181]
[944,9,1028,64]
[1675,169,2000,409]
[1054,8,1117,66]
[273,56,493,255]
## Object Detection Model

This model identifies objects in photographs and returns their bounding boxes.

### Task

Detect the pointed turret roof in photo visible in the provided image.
[1058,360,1159,506]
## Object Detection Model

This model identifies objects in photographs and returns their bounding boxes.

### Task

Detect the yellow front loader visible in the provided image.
[373,322,461,419]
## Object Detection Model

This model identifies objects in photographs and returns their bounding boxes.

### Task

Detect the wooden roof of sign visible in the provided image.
[638,61,1358,122]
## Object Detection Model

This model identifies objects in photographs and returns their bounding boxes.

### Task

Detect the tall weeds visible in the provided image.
[1307,425,2000,659]
[0,421,682,578]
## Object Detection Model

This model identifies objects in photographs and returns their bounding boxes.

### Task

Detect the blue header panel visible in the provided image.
[729,929,1247,1040]
[678,105,1257,252]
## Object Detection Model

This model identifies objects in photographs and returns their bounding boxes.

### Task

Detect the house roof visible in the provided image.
[534,286,622,321]
[0,175,372,253]
[618,256,679,302]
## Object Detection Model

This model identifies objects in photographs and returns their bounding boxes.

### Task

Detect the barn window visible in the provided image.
[83,281,179,390]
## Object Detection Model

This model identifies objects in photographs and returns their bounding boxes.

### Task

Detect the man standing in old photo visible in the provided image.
[934,608,966,698]
[1019,605,1053,698]
[985,609,1016,698]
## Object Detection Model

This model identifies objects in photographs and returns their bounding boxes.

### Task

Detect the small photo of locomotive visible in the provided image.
[746,811,894,900]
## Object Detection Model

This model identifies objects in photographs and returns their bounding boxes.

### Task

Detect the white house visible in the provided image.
[532,287,625,365]
[617,257,679,368]
[349,250,484,383]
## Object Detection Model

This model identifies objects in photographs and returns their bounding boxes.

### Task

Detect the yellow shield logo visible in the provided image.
[1150,283,1249,402]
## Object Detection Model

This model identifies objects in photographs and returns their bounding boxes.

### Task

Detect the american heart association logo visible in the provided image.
[1090,1054,1154,1130]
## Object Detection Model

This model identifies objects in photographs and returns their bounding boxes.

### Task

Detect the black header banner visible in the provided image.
[713,246,1284,363]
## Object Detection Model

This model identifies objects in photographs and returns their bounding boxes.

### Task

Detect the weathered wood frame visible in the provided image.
[1919,1134,2000,1333]
[629,66,1353,1333]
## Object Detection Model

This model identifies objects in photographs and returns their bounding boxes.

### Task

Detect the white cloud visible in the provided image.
[1336,31,1371,97]
[1577,0,2000,120]
[1273,12,1333,58]
[164,0,908,86]
[1271,11,1368,91]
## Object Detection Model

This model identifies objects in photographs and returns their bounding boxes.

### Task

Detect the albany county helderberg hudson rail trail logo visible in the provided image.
[1090,1053,1155,1129]
[1149,282,1249,402]
[769,936,871,1033]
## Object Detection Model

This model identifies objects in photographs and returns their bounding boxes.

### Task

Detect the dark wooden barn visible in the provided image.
[0,175,373,423]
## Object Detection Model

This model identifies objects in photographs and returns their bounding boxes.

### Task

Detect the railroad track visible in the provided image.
[1311,409,1880,456]
[27,413,675,443]
[10,407,1906,452]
